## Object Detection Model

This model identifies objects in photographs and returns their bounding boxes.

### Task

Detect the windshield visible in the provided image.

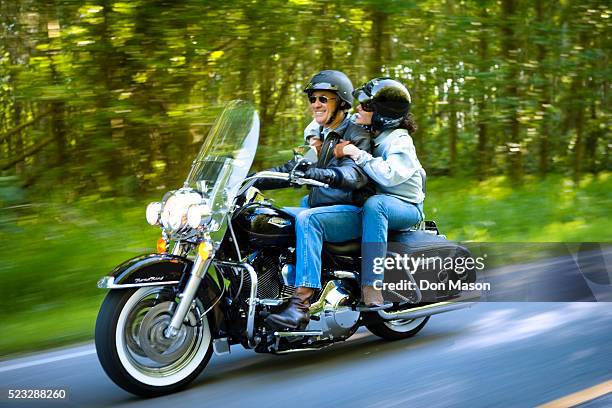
[185,100,259,234]
[186,100,259,190]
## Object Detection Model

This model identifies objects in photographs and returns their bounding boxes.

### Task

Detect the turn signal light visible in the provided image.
[156,237,167,253]
[198,241,212,260]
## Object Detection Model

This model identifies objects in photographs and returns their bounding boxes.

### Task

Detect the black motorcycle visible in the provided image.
[95,101,478,396]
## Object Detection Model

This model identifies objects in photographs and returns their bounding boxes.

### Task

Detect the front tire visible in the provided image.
[366,316,430,341]
[95,287,213,397]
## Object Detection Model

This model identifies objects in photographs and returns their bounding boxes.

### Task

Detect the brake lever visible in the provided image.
[293,178,329,188]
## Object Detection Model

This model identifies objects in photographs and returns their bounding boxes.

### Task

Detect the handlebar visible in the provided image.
[242,171,329,189]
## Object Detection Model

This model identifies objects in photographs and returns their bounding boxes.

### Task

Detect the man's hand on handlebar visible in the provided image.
[303,168,341,188]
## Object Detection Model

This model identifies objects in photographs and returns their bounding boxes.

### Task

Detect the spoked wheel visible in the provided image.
[366,316,430,341]
[95,286,213,397]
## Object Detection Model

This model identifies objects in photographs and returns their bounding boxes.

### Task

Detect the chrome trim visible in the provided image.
[241,262,258,348]
[171,240,183,255]
[97,276,180,289]
[331,271,358,280]
[274,345,330,354]
[308,280,337,315]
[227,218,242,260]
[280,264,292,286]
[273,331,323,337]
[212,338,230,355]
[257,299,284,306]
[377,293,480,321]
[165,254,212,337]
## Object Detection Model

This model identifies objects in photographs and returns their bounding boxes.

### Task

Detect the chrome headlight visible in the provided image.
[160,189,203,232]
[145,202,162,226]
[187,203,212,229]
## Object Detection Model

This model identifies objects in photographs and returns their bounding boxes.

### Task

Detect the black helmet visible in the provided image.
[304,70,354,108]
[353,77,412,131]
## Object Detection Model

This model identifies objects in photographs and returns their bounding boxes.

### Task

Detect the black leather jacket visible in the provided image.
[258,116,373,207]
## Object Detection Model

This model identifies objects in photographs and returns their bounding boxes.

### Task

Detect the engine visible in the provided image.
[239,253,295,300]
[305,280,361,341]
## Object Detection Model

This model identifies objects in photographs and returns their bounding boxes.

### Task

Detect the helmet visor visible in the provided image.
[304,82,339,93]
[353,88,371,104]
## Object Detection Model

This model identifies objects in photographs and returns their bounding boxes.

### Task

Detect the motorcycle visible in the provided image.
[95,100,478,397]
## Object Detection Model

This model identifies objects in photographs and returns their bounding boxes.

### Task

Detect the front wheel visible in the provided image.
[95,286,213,397]
[366,316,430,341]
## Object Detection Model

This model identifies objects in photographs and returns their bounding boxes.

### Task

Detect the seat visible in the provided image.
[324,240,361,256]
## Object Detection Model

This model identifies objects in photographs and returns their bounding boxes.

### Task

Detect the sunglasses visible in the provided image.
[359,101,375,112]
[309,95,337,104]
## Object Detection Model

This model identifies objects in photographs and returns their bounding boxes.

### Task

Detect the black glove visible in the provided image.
[293,159,313,173]
[304,167,343,188]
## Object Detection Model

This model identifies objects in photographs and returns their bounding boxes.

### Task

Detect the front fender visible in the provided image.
[97,254,192,289]
[97,253,227,337]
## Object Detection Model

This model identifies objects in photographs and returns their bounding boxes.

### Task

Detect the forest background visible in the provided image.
[1,0,610,355]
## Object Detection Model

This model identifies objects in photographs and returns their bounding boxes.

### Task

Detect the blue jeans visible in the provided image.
[284,205,362,289]
[361,195,423,286]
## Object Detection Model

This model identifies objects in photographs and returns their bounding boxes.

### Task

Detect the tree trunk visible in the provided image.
[410,79,427,166]
[572,31,588,182]
[47,54,67,167]
[98,0,122,182]
[448,92,458,176]
[536,0,550,177]
[501,0,523,183]
[368,8,388,78]
[12,104,25,175]
[584,100,600,173]
[572,98,585,182]
[476,6,489,180]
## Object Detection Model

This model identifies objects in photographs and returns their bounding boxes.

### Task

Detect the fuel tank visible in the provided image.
[233,204,296,247]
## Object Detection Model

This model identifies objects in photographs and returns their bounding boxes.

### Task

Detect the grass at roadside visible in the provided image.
[1,173,610,357]
[0,198,160,357]
[426,173,612,241]
[0,296,104,356]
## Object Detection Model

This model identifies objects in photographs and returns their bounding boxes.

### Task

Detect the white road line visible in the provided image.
[0,348,96,373]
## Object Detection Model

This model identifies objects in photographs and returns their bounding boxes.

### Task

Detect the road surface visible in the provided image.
[2,302,611,407]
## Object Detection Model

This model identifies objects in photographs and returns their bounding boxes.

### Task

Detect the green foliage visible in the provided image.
[1,0,610,191]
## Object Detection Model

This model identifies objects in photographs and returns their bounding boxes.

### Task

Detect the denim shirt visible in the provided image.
[355,128,425,204]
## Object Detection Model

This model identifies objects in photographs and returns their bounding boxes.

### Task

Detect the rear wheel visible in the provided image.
[95,286,213,397]
[366,316,429,341]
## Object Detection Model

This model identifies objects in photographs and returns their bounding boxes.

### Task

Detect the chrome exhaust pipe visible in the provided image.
[274,331,323,338]
[378,292,480,321]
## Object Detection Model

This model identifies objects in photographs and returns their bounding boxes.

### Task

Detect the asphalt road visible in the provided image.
[2,302,611,408]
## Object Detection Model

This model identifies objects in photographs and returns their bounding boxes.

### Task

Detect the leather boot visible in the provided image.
[265,287,315,330]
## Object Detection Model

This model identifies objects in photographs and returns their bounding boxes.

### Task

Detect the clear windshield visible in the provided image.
[185,100,259,233]
[186,100,259,189]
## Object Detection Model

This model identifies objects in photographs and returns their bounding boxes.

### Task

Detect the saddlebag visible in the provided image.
[383,229,477,303]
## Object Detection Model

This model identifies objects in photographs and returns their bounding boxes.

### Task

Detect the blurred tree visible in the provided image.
[0,0,609,200]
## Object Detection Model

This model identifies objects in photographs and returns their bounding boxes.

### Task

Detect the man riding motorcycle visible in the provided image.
[255,69,372,329]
